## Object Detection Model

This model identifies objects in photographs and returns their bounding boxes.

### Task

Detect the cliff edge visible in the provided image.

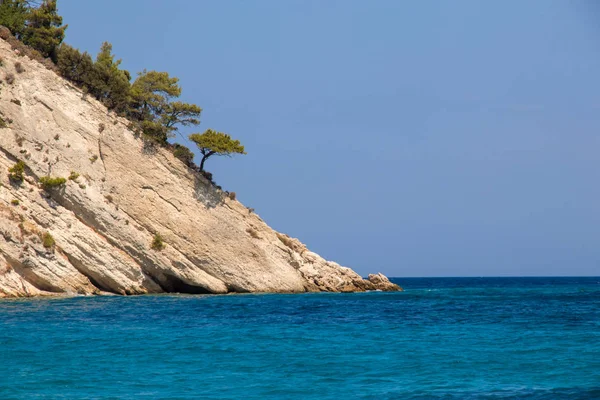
[0,38,401,297]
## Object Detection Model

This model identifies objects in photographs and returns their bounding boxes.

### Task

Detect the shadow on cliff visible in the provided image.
[138,137,225,209]
[194,175,225,209]
[141,139,158,156]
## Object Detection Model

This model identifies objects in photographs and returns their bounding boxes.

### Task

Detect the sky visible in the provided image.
[59,0,599,277]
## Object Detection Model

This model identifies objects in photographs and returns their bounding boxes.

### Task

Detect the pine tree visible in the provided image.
[87,42,131,112]
[129,70,201,143]
[189,130,246,172]
[0,0,29,38]
[22,0,66,61]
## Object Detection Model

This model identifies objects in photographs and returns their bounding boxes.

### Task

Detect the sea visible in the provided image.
[0,277,599,399]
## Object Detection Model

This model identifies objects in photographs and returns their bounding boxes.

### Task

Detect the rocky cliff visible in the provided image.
[0,38,400,298]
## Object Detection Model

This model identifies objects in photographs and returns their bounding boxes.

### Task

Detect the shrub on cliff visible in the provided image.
[68,171,79,180]
[8,160,25,183]
[5,72,15,84]
[173,144,195,167]
[42,231,55,248]
[39,175,66,190]
[201,170,213,183]
[189,129,246,172]
[151,233,165,251]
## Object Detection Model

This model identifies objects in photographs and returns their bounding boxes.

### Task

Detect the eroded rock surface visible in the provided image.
[0,38,401,298]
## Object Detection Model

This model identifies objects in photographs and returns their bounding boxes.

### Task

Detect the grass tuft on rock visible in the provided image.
[151,233,165,251]
[42,232,55,249]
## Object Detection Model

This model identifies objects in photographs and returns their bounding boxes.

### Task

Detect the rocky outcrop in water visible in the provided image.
[0,38,401,298]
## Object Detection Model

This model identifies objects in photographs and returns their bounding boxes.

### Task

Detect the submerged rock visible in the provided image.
[0,37,400,297]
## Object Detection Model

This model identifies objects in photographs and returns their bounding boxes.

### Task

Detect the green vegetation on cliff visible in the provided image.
[129,70,202,143]
[7,159,25,183]
[38,175,66,190]
[189,130,246,172]
[21,0,66,61]
[0,0,245,183]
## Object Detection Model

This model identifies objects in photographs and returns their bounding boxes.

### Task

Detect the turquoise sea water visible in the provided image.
[1,277,599,399]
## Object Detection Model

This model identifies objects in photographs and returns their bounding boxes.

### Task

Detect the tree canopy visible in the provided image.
[56,43,93,86]
[87,42,131,112]
[0,0,29,38]
[189,130,246,172]
[129,70,201,143]
[21,0,66,61]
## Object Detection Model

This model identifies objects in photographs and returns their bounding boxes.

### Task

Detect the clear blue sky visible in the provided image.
[60,0,599,277]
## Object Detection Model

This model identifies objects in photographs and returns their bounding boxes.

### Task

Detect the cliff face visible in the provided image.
[0,38,400,298]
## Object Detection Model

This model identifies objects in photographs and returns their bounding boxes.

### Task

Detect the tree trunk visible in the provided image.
[199,151,215,172]
[199,154,208,172]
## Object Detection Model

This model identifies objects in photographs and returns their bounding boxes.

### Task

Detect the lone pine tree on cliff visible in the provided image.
[189,130,246,172]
